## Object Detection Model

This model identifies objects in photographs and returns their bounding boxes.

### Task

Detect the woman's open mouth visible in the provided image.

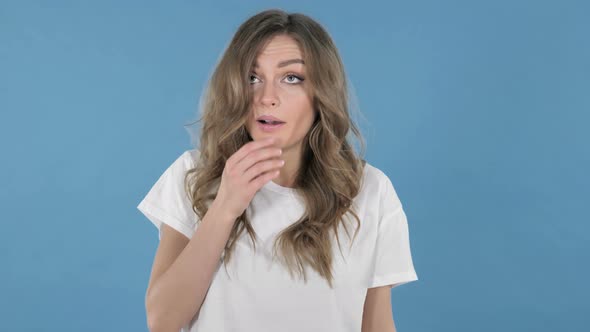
[257,119,286,132]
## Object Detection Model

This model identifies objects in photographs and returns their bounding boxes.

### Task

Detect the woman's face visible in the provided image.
[245,34,316,154]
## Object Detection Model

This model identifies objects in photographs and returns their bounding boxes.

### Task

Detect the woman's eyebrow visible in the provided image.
[253,58,305,69]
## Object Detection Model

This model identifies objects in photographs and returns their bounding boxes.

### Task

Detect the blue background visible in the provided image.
[1,0,588,331]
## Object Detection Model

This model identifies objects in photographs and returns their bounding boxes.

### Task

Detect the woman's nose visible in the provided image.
[259,82,279,107]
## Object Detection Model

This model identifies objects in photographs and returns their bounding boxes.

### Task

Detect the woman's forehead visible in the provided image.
[253,58,304,69]
[256,35,302,58]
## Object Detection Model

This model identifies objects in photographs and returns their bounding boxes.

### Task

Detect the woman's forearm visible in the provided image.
[145,200,236,332]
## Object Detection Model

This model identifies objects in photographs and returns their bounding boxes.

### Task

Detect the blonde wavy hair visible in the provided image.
[184,9,368,289]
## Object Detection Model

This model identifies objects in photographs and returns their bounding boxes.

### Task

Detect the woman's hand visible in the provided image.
[213,137,285,220]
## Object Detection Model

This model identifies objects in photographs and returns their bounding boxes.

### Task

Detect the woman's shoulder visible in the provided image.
[361,161,389,189]
[359,161,401,204]
[176,148,200,169]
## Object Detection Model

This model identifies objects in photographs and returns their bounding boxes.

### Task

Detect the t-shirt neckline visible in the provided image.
[262,179,299,197]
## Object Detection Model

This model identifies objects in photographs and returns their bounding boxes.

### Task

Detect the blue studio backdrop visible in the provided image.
[1,1,588,331]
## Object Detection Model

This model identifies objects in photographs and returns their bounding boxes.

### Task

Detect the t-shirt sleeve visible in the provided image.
[137,150,199,241]
[368,173,419,289]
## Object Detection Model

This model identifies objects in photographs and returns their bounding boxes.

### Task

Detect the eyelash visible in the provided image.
[249,73,305,85]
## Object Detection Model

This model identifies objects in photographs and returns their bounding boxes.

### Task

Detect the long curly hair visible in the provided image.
[184,9,368,289]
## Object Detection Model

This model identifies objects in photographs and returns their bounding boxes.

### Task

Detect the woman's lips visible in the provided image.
[257,120,286,132]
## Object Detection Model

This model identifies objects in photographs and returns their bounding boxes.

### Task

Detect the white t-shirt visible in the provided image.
[137,149,418,332]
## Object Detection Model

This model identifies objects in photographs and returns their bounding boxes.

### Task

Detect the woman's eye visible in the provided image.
[249,74,260,84]
[249,74,304,85]
[284,74,303,84]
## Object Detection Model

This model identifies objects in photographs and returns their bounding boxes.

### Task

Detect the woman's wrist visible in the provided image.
[209,198,238,225]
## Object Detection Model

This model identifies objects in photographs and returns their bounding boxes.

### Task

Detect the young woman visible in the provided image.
[137,9,418,332]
